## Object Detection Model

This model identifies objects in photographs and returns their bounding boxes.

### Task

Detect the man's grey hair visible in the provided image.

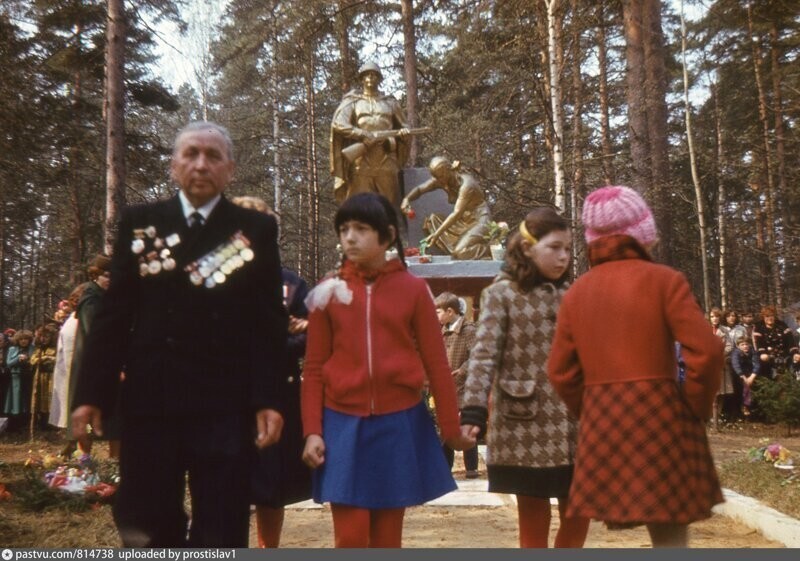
[174,121,234,160]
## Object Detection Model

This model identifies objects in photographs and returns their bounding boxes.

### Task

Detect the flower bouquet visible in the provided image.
[484,221,510,248]
[748,440,794,469]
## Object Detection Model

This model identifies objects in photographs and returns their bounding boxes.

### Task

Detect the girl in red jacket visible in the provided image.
[301,193,475,548]
[547,186,724,548]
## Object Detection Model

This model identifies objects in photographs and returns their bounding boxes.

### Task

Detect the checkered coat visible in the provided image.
[442,316,477,401]
[462,274,578,468]
[547,235,724,524]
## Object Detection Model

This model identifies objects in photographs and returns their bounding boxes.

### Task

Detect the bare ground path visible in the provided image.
[1,422,797,548]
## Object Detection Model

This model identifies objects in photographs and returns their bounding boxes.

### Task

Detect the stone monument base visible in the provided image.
[407,256,502,321]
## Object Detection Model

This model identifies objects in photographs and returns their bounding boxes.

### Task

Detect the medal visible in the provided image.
[190,271,203,286]
[131,239,145,254]
[166,233,181,247]
[240,248,254,262]
[220,262,233,275]
[145,226,156,238]
[154,237,164,249]
[163,258,176,271]
[160,248,171,259]
[139,263,149,277]
[213,271,226,284]
[204,276,216,289]
[148,260,162,274]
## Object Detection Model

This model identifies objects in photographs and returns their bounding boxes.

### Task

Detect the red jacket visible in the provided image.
[547,236,723,421]
[301,259,460,440]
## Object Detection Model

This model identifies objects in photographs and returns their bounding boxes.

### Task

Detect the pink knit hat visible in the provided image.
[582,185,657,246]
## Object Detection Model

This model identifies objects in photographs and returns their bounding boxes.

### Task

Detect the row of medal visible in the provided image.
[184,231,255,288]
[132,227,182,277]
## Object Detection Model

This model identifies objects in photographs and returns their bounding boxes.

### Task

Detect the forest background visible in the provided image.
[1,0,798,330]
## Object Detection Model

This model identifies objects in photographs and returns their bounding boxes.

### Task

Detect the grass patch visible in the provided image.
[719,458,800,520]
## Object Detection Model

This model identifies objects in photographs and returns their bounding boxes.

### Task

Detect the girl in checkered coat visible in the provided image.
[461,207,590,548]
[547,186,724,547]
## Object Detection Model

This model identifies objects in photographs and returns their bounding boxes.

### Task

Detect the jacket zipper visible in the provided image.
[366,284,375,413]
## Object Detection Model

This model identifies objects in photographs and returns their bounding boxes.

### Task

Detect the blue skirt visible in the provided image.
[313,401,457,509]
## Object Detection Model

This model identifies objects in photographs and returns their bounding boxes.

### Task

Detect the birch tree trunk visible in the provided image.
[680,1,710,311]
[305,52,320,282]
[270,0,281,216]
[400,0,420,166]
[544,0,565,212]
[570,0,585,275]
[104,0,127,255]
[712,82,728,310]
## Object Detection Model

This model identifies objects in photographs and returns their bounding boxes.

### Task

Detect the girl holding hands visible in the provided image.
[301,193,475,548]
[461,208,589,548]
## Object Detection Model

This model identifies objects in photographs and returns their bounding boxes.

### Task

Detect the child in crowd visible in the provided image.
[461,207,589,548]
[231,195,312,548]
[548,186,724,548]
[301,193,474,548]
[434,291,480,478]
[730,336,760,417]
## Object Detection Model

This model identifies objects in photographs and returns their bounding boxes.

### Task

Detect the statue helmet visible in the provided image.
[358,61,383,81]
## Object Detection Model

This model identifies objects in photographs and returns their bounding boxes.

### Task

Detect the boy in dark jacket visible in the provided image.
[731,337,760,416]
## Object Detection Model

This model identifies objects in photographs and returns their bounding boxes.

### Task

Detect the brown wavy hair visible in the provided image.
[503,207,570,291]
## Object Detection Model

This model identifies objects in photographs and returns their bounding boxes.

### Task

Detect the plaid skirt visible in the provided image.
[566,378,723,524]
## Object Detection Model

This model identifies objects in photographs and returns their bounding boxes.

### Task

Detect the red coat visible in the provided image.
[547,236,724,524]
[548,243,723,420]
[301,259,460,440]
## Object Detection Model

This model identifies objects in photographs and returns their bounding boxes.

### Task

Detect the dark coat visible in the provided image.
[73,195,288,419]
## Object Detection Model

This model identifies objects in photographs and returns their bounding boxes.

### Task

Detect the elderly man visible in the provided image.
[72,121,288,547]
[330,61,409,206]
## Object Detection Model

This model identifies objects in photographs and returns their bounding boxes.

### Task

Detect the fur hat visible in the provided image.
[582,185,658,247]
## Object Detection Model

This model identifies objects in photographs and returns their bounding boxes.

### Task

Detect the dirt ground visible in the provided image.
[273,422,796,549]
[1,421,797,548]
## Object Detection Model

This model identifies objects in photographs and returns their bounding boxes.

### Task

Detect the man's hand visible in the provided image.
[72,405,103,451]
[303,434,326,468]
[255,409,284,448]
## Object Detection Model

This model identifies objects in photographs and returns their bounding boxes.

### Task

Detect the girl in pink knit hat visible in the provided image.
[547,185,724,547]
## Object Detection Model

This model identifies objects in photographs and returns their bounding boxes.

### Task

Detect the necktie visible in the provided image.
[189,211,204,230]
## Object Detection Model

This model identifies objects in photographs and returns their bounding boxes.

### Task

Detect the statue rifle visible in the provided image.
[341,127,432,162]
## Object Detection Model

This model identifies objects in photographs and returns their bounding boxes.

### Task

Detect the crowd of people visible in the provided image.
[706,306,799,427]
[3,121,800,550]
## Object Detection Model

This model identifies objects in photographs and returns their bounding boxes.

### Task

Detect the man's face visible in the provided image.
[742,313,754,325]
[171,129,234,207]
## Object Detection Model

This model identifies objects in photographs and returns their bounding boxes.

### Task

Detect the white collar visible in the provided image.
[178,191,221,225]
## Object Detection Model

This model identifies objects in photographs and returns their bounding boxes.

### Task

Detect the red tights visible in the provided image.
[255,506,285,548]
[331,504,405,548]
[517,495,589,548]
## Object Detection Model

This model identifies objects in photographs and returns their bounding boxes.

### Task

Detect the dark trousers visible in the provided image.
[114,413,252,547]
[443,443,479,471]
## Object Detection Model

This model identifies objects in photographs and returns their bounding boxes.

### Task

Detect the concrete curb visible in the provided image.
[714,488,800,548]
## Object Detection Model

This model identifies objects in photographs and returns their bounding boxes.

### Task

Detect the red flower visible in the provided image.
[404,247,420,257]
[406,208,416,219]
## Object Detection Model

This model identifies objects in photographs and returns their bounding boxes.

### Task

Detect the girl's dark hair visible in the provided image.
[503,207,570,291]
[334,193,406,267]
